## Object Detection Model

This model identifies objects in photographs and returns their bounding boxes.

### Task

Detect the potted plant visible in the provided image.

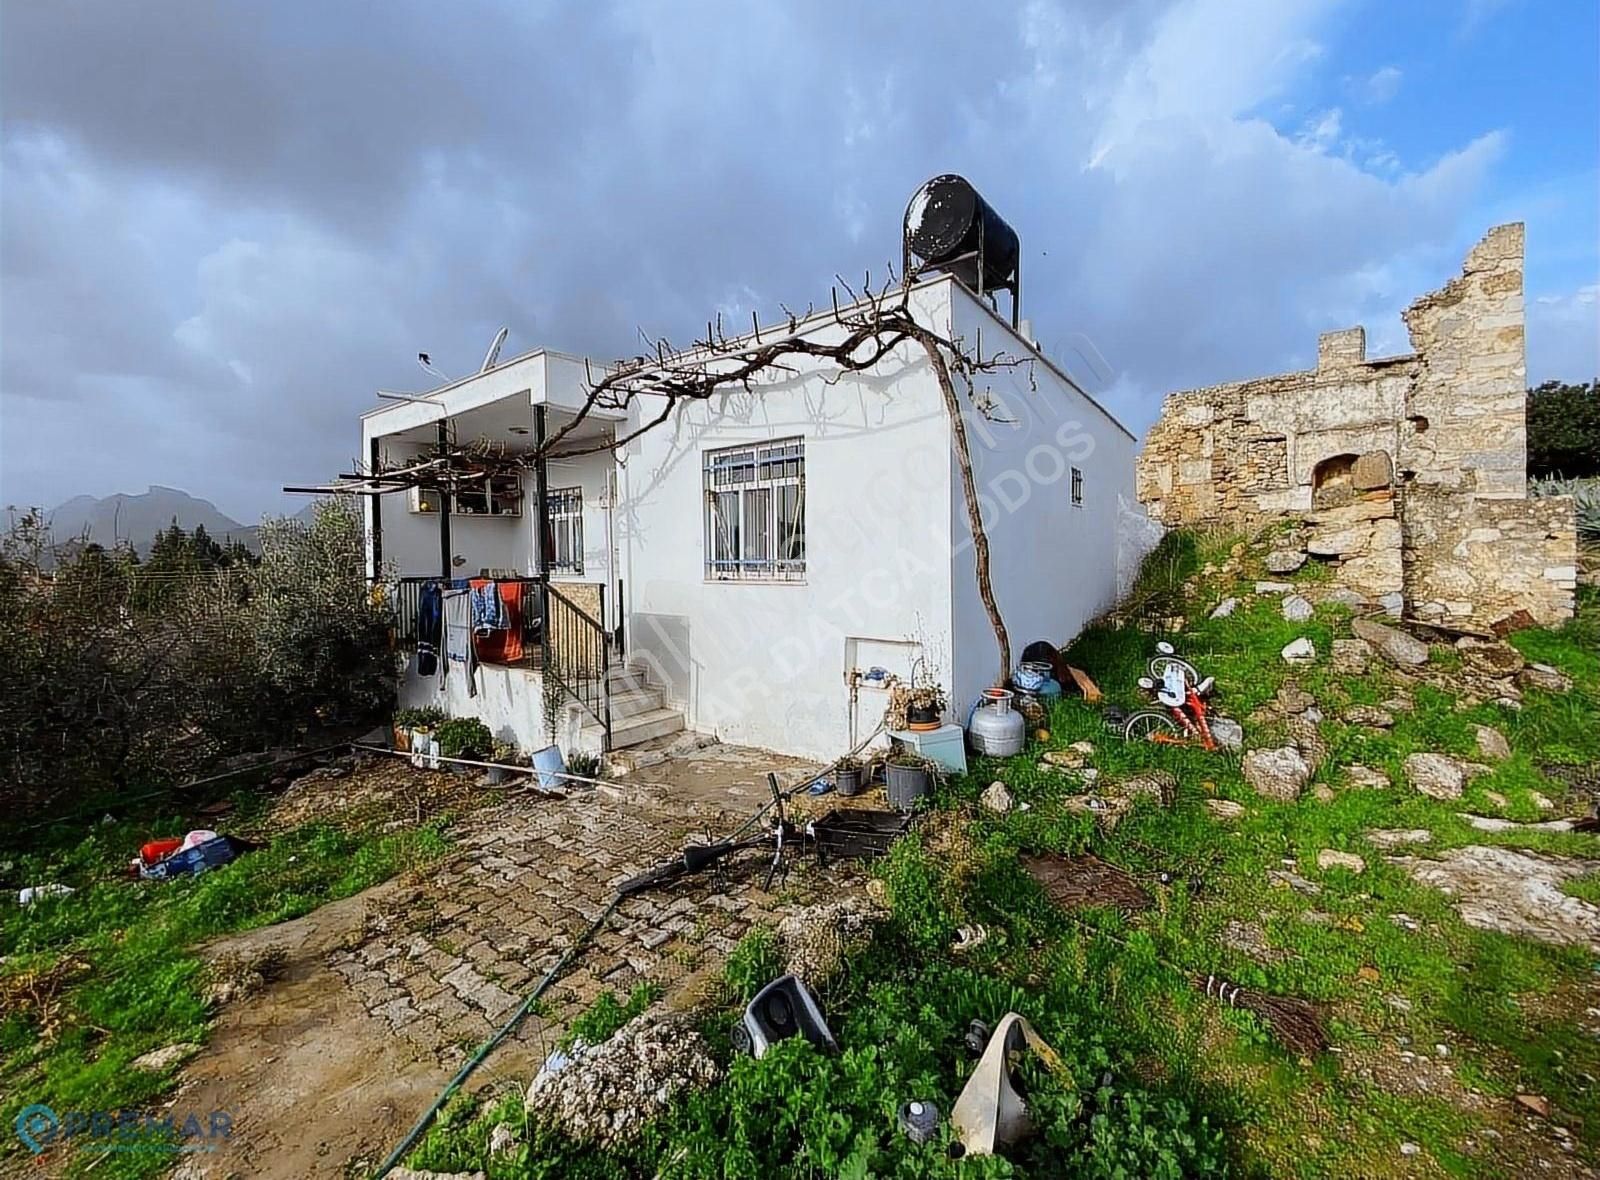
[435,717,493,770]
[885,749,934,810]
[394,706,445,753]
[834,755,864,797]
[487,739,520,785]
[904,658,947,732]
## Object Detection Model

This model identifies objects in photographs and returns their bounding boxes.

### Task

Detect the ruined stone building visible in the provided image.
[1136,224,1576,631]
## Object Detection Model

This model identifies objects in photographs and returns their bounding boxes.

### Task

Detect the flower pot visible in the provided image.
[885,762,931,811]
[393,724,411,752]
[835,766,863,797]
[906,702,940,732]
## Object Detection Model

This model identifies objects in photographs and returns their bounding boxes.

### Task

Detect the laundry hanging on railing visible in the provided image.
[442,588,478,697]
[472,579,529,665]
[469,579,509,634]
[416,581,444,677]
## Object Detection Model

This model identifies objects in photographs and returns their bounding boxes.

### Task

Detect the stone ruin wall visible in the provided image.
[1135,224,1575,631]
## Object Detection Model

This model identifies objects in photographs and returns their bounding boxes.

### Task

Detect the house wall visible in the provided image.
[370,439,535,577]
[620,284,957,760]
[544,448,617,612]
[397,660,549,752]
[946,288,1139,714]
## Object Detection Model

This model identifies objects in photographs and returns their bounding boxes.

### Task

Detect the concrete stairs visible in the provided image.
[582,660,685,750]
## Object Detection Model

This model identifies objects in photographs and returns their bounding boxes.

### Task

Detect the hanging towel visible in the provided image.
[443,589,478,697]
[473,581,527,665]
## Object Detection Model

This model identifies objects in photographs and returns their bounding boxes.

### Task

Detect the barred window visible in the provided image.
[1071,466,1084,507]
[547,486,584,575]
[704,438,805,581]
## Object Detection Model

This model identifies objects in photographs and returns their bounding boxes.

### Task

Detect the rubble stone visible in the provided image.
[131,1043,202,1073]
[1113,770,1178,807]
[1331,638,1372,674]
[1265,549,1307,574]
[1343,705,1395,729]
[1205,798,1246,821]
[980,781,1014,813]
[1389,846,1600,951]
[1404,753,1465,801]
[1281,638,1317,665]
[1518,663,1573,694]
[1352,619,1430,667]
[1210,597,1239,619]
[1317,849,1367,873]
[1243,747,1311,802]
[1344,764,1391,790]
[1474,726,1511,761]
[1364,828,1433,850]
[1281,594,1314,622]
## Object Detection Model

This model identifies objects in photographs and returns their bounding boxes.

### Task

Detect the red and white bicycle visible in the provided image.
[1123,641,1220,751]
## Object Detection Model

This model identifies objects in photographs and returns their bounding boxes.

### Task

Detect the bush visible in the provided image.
[1527,380,1600,479]
[434,717,492,760]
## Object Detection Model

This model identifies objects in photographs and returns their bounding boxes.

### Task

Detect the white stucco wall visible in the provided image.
[619,283,958,760]
[397,659,549,751]
[946,288,1138,719]
[544,448,618,615]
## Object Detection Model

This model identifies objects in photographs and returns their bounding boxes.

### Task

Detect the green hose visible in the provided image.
[369,893,623,1179]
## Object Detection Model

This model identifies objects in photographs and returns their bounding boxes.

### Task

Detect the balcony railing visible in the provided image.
[386,575,543,667]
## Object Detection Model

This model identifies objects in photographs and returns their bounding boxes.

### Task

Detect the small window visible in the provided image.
[704,438,805,580]
[547,486,584,575]
[1071,467,1084,507]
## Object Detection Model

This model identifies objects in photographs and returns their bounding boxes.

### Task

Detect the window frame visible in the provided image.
[546,485,585,576]
[703,438,806,582]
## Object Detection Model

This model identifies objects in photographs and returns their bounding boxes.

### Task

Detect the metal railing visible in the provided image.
[541,582,611,749]
[386,575,543,666]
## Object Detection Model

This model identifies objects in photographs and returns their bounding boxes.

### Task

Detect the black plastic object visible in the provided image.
[740,974,838,1058]
[809,808,910,866]
[904,175,1020,291]
[964,1018,992,1057]
[897,1099,942,1144]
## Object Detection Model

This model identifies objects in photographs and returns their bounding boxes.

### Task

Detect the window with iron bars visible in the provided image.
[547,486,584,575]
[703,439,805,581]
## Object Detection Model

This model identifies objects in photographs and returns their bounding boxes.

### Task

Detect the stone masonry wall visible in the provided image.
[1134,224,1575,631]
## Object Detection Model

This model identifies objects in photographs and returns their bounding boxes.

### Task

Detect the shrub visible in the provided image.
[434,717,492,760]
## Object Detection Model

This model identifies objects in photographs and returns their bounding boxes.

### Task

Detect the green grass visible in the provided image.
[0,792,450,1178]
[409,534,1600,1179]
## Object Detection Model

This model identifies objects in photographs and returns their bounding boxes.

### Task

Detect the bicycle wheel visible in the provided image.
[1124,711,1181,742]
[1148,655,1199,688]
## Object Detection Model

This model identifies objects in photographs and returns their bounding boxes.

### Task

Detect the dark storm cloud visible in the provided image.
[0,0,1558,520]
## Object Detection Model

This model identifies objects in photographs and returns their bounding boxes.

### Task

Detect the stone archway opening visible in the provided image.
[1311,453,1359,509]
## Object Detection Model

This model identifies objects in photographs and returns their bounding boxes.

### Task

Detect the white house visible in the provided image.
[351,275,1140,762]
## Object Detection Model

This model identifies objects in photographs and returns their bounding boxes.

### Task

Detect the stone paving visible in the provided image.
[326,749,863,1068]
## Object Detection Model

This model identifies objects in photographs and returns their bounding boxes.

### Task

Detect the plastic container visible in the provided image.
[530,744,566,790]
[835,765,863,796]
[885,761,932,810]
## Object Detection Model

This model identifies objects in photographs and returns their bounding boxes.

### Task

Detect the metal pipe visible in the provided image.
[347,742,611,792]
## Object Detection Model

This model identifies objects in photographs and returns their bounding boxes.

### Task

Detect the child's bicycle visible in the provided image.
[1123,641,1221,751]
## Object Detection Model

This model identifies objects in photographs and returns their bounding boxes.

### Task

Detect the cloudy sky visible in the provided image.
[2,0,1596,522]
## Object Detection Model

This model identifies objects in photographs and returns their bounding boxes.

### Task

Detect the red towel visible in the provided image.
[471,580,525,664]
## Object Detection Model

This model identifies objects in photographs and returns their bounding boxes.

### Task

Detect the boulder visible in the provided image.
[1456,636,1525,677]
[1243,747,1311,802]
[1209,717,1244,749]
[1518,663,1573,694]
[1474,726,1511,761]
[1281,637,1317,665]
[1265,549,1307,574]
[1350,451,1394,490]
[1352,619,1430,667]
[1343,705,1395,729]
[1210,597,1239,619]
[1404,753,1465,800]
[1281,594,1314,622]
[1317,849,1366,873]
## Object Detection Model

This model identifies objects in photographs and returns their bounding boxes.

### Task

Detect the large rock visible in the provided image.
[1281,637,1317,665]
[1243,747,1311,802]
[1265,549,1307,574]
[1456,636,1525,677]
[131,1043,202,1073]
[1307,524,1372,557]
[1331,638,1372,674]
[1281,594,1314,622]
[526,1014,720,1147]
[1389,846,1600,951]
[1518,663,1573,694]
[1350,451,1394,490]
[1352,619,1430,667]
[1474,726,1511,761]
[1404,753,1465,800]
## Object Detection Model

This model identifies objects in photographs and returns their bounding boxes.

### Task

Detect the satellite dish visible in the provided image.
[480,327,508,373]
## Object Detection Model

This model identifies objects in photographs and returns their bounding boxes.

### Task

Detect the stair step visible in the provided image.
[608,687,664,720]
[587,706,684,749]
[605,664,652,692]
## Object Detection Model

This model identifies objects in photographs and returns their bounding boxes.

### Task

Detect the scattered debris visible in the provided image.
[1266,549,1308,574]
[1474,725,1512,761]
[775,898,885,985]
[1352,619,1431,667]
[735,974,837,1058]
[1062,794,1131,832]
[17,884,74,906]
[950,1013,1069,1157]
[1210,597,1239,619]
[1331,638,1373,674]
[1389,845,1600,951]
[1194,973,1328,1056]
[1023,852,1151,913]
[897,1099,942,1144]
[525,1013,720,1147]
[980,781,1014,814]
[1404,753,1465,801]
[1343,705,1395,729]
[1281,637,1317,665]
[1364,828,1433,850]
[131,1042,202,1073]
[1243,747,1311,802]
[1268,868,1323,896]
[1205,798,1246,821]
[1317,849,1366,873]
[1281,594,1314,622]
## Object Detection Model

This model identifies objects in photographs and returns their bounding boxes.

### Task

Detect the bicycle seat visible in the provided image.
[1195,675,1215,696]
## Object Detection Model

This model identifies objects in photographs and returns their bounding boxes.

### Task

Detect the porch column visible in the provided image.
[533,405,550,576]
[367,435,383,579]
[437,419,452,578]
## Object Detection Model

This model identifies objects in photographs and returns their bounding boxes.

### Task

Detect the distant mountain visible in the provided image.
[42,486,315,557]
